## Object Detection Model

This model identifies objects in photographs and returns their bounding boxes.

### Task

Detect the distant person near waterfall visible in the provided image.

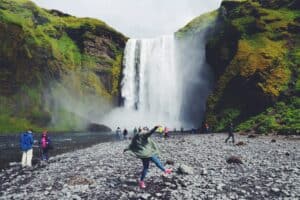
[123,128,128,140]
[133,127,138,136]
[40,130,52,161]
[116,127,121,140]
[20,130,34,168]
[164,127,169,138]
[123,126,172,189]
[225,123,235,144]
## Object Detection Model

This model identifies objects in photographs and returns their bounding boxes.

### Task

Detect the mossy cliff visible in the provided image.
[0,0,126,133]
[179,0,299,134]
[207,0,300,134]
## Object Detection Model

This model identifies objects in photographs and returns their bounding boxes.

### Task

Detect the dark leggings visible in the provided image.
[225,133,235,143]
[141,155,165,181]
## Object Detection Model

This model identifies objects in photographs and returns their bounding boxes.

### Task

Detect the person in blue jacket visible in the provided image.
[20,130,34,167]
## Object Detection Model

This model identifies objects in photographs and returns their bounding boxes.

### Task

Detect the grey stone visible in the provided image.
[177,164,194,175]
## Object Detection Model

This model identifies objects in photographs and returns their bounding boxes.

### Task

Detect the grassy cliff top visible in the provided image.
[176,10,219,38]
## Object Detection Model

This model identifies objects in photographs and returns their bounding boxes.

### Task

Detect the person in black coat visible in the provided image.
[225,123,235,144]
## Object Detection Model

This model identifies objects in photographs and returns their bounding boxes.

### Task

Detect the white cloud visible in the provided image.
[32,0,222,38]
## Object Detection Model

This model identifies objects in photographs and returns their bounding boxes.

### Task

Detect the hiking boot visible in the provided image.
[164,168,172,174]
[139,180,146,189]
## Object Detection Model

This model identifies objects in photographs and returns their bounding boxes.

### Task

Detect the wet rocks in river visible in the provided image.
[271,139,276,143]
[87,123,112,132]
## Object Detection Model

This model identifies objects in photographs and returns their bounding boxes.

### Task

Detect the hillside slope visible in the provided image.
[0,0,126,133]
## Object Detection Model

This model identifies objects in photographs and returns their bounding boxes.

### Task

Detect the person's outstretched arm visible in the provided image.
[145,126,160,138]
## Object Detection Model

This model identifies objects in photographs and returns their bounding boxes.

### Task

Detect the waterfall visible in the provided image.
[121,35,182,127]
[100,32,212,129]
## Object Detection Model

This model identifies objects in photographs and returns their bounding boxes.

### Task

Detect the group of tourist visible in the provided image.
[116,126,170,140]
[20,130,52,168]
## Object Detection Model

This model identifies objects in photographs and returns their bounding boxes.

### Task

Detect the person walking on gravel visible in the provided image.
[225,123,235,144]
[123,126,172,189]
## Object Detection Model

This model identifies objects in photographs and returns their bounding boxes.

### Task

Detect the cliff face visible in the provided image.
[178,0,299,134]
[204,0,300,133]
[0,0,126,132]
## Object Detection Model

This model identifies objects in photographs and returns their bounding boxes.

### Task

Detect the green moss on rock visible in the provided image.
[200,0,300,133]
[0,0,127,133]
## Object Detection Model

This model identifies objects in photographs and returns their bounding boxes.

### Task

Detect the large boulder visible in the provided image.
[87,123,112,132]
[177,164,194,175]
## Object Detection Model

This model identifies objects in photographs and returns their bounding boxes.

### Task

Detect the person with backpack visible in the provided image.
[225,122,235,144]
[40,130,52,161]
[20,130,34,167]
[123,126,172,189]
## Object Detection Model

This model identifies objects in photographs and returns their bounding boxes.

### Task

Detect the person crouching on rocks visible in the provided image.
[123,126,172,189]
[20,130,34,168]
[40,130,52,161]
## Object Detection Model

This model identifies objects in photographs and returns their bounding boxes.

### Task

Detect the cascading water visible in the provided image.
[121,35,182,127]
[100,31,213,130]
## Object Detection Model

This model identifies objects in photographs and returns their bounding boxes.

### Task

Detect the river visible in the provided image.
[0,131,116,169]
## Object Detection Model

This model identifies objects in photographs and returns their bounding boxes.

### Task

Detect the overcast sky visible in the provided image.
[32,0,222,38]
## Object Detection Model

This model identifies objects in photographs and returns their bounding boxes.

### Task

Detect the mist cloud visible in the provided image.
[32,0,222,38]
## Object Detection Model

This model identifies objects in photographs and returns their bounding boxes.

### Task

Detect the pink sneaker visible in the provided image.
[139,181,146,189]
[164,168,172,174]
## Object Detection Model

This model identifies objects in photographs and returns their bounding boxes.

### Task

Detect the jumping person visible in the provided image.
[20,130,34,167]
[124,126,172,189]
[225,123,235,144]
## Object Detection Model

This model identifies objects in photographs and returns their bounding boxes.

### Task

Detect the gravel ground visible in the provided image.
[0,134,299,200]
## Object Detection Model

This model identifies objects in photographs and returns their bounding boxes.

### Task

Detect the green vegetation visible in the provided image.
[176,10,218,38]
[0,0,126,133]
[199,0,300,134]
[237,97,300,134]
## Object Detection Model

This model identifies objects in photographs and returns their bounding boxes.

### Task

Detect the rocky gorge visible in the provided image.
[0,134,299,199]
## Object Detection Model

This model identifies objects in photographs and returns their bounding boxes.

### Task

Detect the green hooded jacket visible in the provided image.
[124,127,159,158]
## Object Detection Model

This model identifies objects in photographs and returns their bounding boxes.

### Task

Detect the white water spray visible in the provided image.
[121,35,182,126]
[100,32,212,130]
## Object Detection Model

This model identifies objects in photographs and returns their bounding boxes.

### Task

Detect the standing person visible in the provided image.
[204,122,210,134]
[180,127,184,133]
[116,127,121,140]
[163,127,169,138]
[20,130,34,167]
[123,126,172,189]
[133,127,138,136]
[123,128,128,140]
[225,123,235,144]
[40,130,52,161]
